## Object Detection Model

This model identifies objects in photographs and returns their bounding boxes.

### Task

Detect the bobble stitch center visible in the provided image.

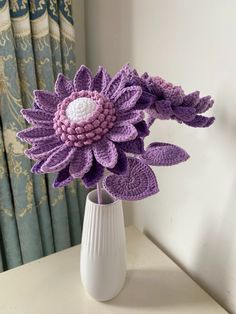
[65,97,97,123]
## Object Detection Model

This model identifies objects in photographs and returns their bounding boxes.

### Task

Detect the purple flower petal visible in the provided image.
[118,137,144,154]
[164,86,184,106]
[93,138,118,168]
[31,160,45,174]
[69,146,93,178]
[195,96,214,114]
[17,127,55,144]
[134,121,150,137]
[25,142,63,161]
[116,110,144,124]
[55,73,74,99]
[41,144,77,173]
[73,65,92,91]
[103,157,159,200]
[184,115,215,128]
[21,109,54,126]
[182,91,200,107]
[82,159,104,188]
[146,107,160,120]
[173,106,196,122]
[140,142,189,166]
[155,100,173,117]
[114,86,142,113]
[108,148,128,175]
[93,66,111,92]
[135,91,156,110]
[34,90,60,113]
[53,166,73,188]
[107,122,138,142]
[104,70,126,100]
[33,101,40,110]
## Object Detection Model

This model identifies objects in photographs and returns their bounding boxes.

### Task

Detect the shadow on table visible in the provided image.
[107,268,210,309]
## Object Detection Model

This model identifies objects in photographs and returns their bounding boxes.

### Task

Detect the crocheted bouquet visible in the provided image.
[17,65,214,201]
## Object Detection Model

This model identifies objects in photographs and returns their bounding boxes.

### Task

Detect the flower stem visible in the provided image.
[97,180,102,204]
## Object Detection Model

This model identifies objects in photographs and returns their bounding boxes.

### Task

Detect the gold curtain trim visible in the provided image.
[11,13,31,37]
[0,2,11,32]
[31,11,50,39]
[59,13,75,42]
[48,16,60,41]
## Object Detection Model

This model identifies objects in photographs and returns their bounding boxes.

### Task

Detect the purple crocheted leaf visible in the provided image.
[34,90,60,113]
[182,91,200,107]
[105,70,126,100]
[21,109,54,126]
[115,86,142,113]
[103,157,159,200]
[118,137,144,154]
[135,121,150,137]
[82,159,104,188]
[53,166,73,188]
[55,73,74,99]
[93,66,111,92]
[25,142,62,161]
[41,144,77,172]
[155,100,173,117]
[108,148,128,175]
[135,91,156,110]
[173,106,196,122]
[140,142,189,166]
[69,146,93,178]
[73,65,92,91]
[185,115,215,127]
[107,122,138,142]
[195,96,214,114]
[116,110,144,124]
[92,138,118,168]
[31,160,45,174]
[17,127,55,144]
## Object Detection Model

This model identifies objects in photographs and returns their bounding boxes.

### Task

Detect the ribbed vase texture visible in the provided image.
[80,189,126,301]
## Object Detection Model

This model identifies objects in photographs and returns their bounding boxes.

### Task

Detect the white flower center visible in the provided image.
[65,97,97,123]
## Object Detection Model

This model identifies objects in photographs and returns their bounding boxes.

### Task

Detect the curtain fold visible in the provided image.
[0,0,87,271]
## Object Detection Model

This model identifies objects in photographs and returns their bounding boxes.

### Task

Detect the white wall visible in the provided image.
[72,0,86,67]
[74,1,236,312]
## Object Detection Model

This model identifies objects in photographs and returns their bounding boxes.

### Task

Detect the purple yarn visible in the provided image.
[108,148,128,175]
[82,159,104,188]
[150,76,215,127]
[53,166,73,188]
[17,64,215,200]
[17,65,146,190]
[103,157,159,200]
[140,142,190,166]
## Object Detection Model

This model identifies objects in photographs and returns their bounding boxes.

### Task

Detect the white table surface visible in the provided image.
[0,226,227,314]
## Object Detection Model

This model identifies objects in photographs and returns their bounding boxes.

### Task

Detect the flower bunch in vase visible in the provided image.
[17,64,215,301]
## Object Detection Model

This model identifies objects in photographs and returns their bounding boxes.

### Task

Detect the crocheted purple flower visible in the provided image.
[17,65,147,189]
[123,65,215,129]
[146,76,215,128]
[17,64,215,201]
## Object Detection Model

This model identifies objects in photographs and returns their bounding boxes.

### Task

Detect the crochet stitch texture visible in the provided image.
[17,64,215,200]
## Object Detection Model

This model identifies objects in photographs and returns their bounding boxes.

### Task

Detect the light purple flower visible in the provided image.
[148,76,215,128]
[17,65,146,188]
[16,64,215,201]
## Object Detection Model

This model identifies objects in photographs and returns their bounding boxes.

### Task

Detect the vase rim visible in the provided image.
[87,189,121,206]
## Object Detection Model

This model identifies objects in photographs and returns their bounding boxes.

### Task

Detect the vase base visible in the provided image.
[80,189,127,302]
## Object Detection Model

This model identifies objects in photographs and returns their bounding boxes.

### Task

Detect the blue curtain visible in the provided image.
[0,0,87,271]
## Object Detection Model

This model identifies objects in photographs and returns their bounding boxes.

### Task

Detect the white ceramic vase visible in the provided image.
[80,189,126,301]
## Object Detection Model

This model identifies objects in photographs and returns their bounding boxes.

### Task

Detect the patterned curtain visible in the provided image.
[0,0,87,272]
